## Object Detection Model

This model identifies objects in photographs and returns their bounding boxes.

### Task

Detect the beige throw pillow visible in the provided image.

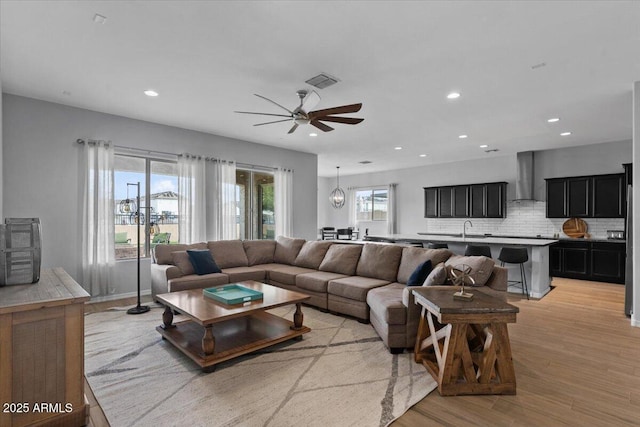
[423,263,448,286]
[171,251,195,276]
[444,255,495,286]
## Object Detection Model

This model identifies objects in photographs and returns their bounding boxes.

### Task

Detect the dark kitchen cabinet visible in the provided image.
[549,240,625,284]
[567,177,591,217]
[424,188,438,218]
[425,182,506,219]
[438,187,453,218]
[470,185,485,217]
[592,174,624,218]
[453,186,469,217]
[546,173,625,218]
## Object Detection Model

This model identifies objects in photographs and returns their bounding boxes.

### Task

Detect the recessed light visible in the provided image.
[144,90,159,97]
[309,133,317,137]
[479,144,488,148]
[447,92,461,99]
[394,146,403,150]
[419,154,427,157]
[560,132,571,136]
[458,134,468,139]
[547,118,560,123]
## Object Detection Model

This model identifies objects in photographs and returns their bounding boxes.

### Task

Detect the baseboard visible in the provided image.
[632,313,640,328]
[87,289,151,304]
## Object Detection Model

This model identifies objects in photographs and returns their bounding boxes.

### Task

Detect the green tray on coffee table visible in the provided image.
[203,284,264,305]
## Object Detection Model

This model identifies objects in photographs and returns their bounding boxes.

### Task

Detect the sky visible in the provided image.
[114,171,178,200]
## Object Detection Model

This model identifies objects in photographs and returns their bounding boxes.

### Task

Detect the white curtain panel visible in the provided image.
[214,160,237,240]
[387,183,397,235]
[82,141,115,297]
[178,154,207,243]
[347,188,357,229]
[275,168,293,237]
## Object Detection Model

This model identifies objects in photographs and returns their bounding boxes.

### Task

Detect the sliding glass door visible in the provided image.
[236,170,274,240]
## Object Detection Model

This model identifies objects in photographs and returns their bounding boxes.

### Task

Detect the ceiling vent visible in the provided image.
[358,160,372,164]
[305,73,339,89]
[484,149,499,153]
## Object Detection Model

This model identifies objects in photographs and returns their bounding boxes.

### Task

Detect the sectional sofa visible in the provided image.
[151,236,508,352]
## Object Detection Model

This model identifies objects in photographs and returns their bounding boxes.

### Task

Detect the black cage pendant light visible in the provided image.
[330,166,345,209]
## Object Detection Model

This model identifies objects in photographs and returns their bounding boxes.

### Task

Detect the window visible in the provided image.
[114,155,179,260]
[236,169,274,240]
[355,188,388,221]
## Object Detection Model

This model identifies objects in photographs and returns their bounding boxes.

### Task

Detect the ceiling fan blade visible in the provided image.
[301,90,321,112]
[314,116,364,125]
[253,119,292,126]
[310,120,334,132]
[235,111,292,118]
[288,124,299,134]
[254,94,293,114]
[309,103,362,119]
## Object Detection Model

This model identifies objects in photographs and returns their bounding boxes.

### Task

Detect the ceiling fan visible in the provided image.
[235,90,364,134]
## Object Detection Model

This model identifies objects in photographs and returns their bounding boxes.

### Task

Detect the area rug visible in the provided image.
[85,305,437,427]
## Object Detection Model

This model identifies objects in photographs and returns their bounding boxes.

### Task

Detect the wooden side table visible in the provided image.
[412,287,519,396]
[0,268,90,427]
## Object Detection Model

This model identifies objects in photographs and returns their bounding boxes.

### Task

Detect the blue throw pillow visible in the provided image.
[406,260,433,286]
[187,250,222,275]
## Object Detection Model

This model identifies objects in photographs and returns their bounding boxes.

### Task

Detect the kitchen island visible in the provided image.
[364,233,558,298]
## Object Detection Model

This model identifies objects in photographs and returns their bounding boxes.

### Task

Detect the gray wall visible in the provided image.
[318,140,631,235]
[2,94,317,297]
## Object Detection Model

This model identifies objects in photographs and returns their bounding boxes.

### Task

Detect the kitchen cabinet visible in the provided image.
[424,187,438,218]
[424,182,506,219]
[549,240,625,284]
[545,173,625,218]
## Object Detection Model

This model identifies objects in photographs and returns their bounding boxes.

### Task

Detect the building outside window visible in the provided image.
[114,154,179,260]
[355,188,388,221]
[236,169,275,240]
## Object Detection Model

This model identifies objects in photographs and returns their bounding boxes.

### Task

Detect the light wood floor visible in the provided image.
[84,280,640,426]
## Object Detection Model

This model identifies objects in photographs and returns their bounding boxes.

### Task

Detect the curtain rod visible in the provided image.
[76,138,177,158]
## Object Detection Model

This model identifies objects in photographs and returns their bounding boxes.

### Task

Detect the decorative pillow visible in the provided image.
[171,251,195,276]
[154,242,207,265]
[396,247,453,284]
[208,240,248,268]
[444,255,495,286]
[294,241,333,269]
[423,263,448,286]
[243,240,276,266]
[318,244,362,276]
[187,249,222,275]
[356,244,404,282]
[406,260,432,286]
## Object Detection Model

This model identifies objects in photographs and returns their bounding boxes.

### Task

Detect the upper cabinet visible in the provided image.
[545,173,625,218]
[424,182,507,219]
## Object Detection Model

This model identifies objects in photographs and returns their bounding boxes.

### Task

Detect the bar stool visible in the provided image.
[464,245,492,258]
[498,247,529,300]
[424,242,448,249]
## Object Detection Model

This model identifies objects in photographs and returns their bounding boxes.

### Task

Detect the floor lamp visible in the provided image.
[123,182,150,315]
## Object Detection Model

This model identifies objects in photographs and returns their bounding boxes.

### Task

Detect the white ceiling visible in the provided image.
[1,1,639,177]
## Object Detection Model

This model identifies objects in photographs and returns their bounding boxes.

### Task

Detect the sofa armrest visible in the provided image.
[151,264,182,301]
[485,265,508,293]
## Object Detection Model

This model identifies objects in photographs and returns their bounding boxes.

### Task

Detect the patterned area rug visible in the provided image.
[85,305,437,427]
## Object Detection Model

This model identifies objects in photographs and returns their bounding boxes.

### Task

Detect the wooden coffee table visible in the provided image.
[412,287,519,396]
[155,281,310,372]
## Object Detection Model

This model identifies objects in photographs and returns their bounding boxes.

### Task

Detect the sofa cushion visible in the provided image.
[208,240,249,268]
[171,251,195,276]
[155,242,207,265]
[424,263,448,286]
[445,255,495,286]
[294,241,333,269]
[269,265,316,286]
[187,249,222,275]
[355,244,403,282]
[168,273,229,292]
[406,260,433,286]
[367,283,407,325]
[243,240,276,266]
[296,271,348,293]
[327,276,390,302]
[274,236,306,264]
[221,266,267,283]
[396,247,452,284]
[319,244,362,276]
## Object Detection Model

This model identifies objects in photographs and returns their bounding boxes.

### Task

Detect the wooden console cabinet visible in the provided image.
[0,268,90,427]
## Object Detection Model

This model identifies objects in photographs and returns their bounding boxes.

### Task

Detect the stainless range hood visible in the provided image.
[514,151,536,201]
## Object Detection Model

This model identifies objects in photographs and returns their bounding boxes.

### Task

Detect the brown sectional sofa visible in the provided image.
[151,236,508,353]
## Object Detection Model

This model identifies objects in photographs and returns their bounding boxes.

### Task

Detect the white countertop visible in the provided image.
[367,234,558,246]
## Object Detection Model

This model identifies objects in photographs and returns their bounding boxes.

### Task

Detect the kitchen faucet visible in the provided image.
[463,220,473,239]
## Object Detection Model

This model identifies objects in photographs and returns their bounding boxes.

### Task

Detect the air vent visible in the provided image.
[358,160,372,164]
[305,73,339,89]
[485,149,499,153]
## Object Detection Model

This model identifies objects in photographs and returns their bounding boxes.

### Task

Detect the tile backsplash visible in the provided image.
[424,201,624,239]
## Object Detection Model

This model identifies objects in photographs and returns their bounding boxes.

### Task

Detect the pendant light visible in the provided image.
[329,166,345,209]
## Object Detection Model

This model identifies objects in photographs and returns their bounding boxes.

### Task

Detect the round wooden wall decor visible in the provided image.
[562,217,588,238]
